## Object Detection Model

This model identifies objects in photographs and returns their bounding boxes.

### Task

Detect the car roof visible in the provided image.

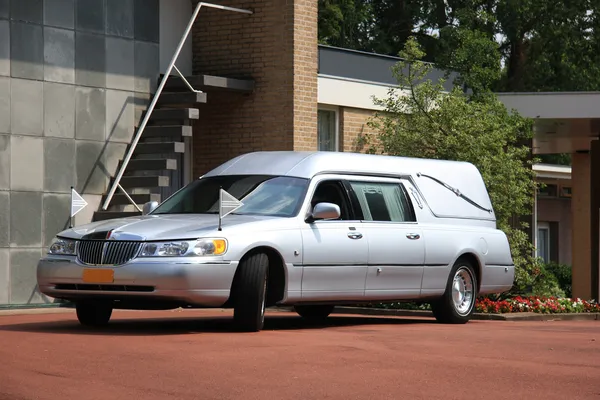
[202,151,472,180]
[203,151,496,222]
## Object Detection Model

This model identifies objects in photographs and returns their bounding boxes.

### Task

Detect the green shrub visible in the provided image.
[543,262,572,298]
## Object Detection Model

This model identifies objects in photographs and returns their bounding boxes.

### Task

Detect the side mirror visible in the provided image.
[309,202,341,222]
[142,201,159,215]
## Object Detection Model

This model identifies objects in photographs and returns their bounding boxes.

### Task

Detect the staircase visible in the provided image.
[92,74,254,222]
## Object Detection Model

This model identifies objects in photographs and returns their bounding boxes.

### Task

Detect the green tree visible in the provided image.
[317,0,600,95]
[318,0,373,50]
[365,37,540,293]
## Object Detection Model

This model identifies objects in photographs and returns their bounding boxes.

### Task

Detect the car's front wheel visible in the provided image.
[75,301,113,327]
[232,252,269,332]
[430,259,478,324]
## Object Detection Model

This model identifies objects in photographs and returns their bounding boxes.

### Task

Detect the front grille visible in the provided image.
[55,284,154,292]
[77,240,142,266]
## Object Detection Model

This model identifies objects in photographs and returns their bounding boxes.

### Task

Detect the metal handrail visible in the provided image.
[102,2,253,211]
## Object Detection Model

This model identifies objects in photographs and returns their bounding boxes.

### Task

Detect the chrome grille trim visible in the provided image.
[76,240,142,266]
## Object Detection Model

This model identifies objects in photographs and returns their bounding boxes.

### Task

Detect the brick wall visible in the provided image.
[190,0,318,176]
[339,107,382,154]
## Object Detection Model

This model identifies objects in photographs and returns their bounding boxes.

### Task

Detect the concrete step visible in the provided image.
[144,108,199,122]
[139,125,193,138]
[101,193,162,206]
[120,158,177,172]
[133,142,185,155]
[92,211,142,221]
[117,175,169,188]
[157,92,207,107]
[162,74,255,93]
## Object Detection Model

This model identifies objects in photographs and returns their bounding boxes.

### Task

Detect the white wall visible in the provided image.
[318,75,406,111]
[159,0,193,76]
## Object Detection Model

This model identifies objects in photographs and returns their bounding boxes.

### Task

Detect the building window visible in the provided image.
[318,109,338,151]
[537,222,550,263]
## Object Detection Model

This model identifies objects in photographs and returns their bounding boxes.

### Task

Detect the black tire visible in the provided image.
[232,253,269,332]
[75,301,113,327]
[430,259,478,324]
[294,305,334,321]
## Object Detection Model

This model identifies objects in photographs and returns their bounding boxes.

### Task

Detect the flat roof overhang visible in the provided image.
[497,92,600,154]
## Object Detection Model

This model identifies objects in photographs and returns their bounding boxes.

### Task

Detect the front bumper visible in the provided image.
[37,256,239,307]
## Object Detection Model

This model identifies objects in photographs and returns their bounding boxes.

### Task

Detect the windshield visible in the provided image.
[151,175,309,217]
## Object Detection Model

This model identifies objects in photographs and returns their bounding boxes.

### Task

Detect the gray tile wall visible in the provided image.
[0,0,160,306]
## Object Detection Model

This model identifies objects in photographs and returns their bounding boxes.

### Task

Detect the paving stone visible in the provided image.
[10,191,42,248]
[134,0,159,43]
[76,0,105,34]
[134,41,159,93]
[44,138,75,193]
[75,31,106,88]
[10,0,42,24]
[75,140,107,195]
[44,82,75,138]
[0,134,8,190]
[0,0,8,19]
[43,193,71,247]
[10,21,43,80]
[106,89,134,143]
[0,192,8,247]
[107,0,133,38]
[0,249,8,304]
[44,27,75,84]
[0,76,8,133]
[106,37,134,91]
[0,20,9,76]
[10,79,43,136]
[10,135,43,191]
[10,248,44,305]
[75,86,106,141]
[44,0,75,29]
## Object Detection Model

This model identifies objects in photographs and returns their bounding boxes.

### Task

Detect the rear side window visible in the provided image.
[347,181,416,222]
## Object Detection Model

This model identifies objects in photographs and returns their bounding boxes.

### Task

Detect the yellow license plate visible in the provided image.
[82,268,114,283]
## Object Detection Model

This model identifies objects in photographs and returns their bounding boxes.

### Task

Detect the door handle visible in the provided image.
[406,233,420,240]
[347,232,363,240]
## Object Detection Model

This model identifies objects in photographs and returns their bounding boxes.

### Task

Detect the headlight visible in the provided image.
[48,237,77,255]
[140,238,227,257]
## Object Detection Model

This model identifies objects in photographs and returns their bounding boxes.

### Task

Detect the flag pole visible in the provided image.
[69,186,74,228]
[218,186,223,231]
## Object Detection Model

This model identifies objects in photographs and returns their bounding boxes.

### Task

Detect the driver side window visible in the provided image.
[310,180,353,220]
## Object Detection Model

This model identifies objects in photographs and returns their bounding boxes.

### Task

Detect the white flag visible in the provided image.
[71,188,88,217]
[219,188,243,218]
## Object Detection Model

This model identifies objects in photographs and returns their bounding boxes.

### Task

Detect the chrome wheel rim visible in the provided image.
[452,267,474,316]
[260,276,267,320]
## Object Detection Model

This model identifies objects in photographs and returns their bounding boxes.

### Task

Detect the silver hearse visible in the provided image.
[37,151,514,331]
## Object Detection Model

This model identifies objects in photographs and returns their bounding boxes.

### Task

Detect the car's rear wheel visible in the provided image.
[294,305,334,321]
[75,301,113,327]
[232,253,269,332]
[430,259,477,324]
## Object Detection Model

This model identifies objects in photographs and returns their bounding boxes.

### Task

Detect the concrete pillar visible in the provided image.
[571,151,592,300]
[590,141,600,301]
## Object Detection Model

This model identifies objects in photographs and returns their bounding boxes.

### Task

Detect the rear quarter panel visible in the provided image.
[419,223,514,297]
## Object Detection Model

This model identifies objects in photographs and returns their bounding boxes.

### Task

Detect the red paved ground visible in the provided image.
[0,309,598,400]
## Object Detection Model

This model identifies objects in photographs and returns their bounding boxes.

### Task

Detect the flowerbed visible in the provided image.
[475,296,600,314]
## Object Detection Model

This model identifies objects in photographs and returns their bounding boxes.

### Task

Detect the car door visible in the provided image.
[345,178,425,300]
[300,177,368,301]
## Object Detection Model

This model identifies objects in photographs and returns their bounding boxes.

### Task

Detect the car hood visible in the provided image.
[58,214,279,241]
